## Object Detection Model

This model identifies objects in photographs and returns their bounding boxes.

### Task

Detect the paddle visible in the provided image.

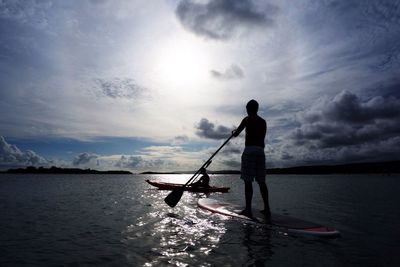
[164,134,233,207]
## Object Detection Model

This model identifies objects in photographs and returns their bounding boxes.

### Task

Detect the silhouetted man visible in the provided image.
[232,99,271,219]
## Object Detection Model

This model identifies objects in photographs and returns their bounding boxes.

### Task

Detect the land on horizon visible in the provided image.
[1,166,132,175]
[2,161,398,175]
[141,161,400,175]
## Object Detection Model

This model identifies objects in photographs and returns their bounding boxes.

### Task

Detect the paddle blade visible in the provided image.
[164,188,184,207]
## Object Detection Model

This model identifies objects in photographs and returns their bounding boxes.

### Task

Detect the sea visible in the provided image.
[1,174,399,267]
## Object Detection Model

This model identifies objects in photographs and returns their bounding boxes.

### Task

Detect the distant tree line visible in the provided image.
[1,161,399,175]
[266,161,400,174]
[3,166,132,174]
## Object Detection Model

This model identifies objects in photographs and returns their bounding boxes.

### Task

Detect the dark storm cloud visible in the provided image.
[287,91,400,163]
[0,136,49,168]
[309,92,399,124]
[73,152,99,166]
[93,78,147,99]
[210,64,244,80]
[195,118,232,140]
[175,0,278,40]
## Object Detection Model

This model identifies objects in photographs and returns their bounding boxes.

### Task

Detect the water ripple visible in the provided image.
[123,189,227,267]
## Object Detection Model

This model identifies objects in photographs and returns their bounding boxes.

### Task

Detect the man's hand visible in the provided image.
[232,129,237,137]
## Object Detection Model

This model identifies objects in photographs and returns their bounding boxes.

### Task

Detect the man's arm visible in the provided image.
[232,117,247,137]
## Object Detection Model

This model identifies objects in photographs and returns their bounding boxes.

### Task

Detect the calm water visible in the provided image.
[1,174,399,266]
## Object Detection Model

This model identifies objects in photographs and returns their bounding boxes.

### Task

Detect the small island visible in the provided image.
[2,166,132,175]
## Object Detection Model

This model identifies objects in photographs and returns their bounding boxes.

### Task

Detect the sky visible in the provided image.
[1,0,400,172]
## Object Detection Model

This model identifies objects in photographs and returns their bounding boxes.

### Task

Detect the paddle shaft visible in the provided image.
[182,134,233,188]
[164,134,234,207]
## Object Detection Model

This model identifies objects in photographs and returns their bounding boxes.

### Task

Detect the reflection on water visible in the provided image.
[242,225,273,266]
[123,189,227,266]
[123,175,282,267]
[123,174,335,266]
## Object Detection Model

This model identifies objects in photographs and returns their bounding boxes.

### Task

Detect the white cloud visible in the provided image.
[92,78,149,100]
[0,136,49,169]
[73,152,99,166]
[210,64,244,80]
[94,141,244,172]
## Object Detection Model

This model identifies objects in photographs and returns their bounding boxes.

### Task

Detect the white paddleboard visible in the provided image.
[198,198,340,237]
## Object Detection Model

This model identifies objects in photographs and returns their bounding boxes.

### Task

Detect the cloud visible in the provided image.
[214,142,242,169]
[175,0,278,40]
[284,91,400,164]
[0,0,52,28]
[195,118,232,140]
[0,136,49,168]
[292,91,400,147]
[221,144,242,155]
[172,135,189,145]
[220,159,240,168]
[73,152,99,166]
[93,78,148,100]
[114,154,176,171]
[140,146,186,158]
[0,135,244,172]
[114,155,144,169]
[210,64,244,80]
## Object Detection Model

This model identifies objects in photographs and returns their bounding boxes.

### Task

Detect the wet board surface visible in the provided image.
[198,198,340,237]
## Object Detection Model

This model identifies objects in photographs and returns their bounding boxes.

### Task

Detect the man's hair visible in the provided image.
[246,99,259,115]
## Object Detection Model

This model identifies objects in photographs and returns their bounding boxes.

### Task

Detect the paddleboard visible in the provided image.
[198,198,340,237]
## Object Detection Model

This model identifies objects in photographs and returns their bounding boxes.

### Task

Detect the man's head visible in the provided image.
[246,99,259,116]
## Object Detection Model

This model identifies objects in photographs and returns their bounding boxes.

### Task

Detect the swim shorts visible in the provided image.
[240,146,266,183]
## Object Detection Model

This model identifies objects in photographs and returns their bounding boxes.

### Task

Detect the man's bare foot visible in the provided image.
[260,210,271,222]
[260,209,271,216]
[239,209,253,218]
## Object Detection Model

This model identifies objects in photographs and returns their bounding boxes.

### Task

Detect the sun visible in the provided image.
[154,36,211,86]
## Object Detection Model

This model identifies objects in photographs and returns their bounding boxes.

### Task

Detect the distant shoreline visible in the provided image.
[1,161,399,175]
[266,161,400,174]
[0,166,132,175]
[141,161,400,175]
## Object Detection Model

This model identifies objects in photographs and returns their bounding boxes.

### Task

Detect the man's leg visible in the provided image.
[240,181,253,217]
[258,181,271,217]
[245,181,253,211]
[240,151,254,217]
